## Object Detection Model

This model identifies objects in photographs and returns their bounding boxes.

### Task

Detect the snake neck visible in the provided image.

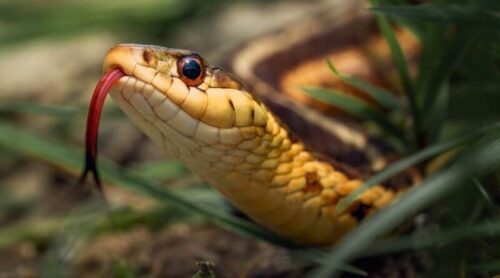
[193,113,397,246]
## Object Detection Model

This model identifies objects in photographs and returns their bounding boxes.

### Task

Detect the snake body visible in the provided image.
[100,44,402,246]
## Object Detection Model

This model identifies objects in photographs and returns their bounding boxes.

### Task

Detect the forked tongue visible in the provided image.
[80,68,125,190]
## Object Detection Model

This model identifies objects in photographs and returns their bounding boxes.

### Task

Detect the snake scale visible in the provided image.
[82,4,419,246]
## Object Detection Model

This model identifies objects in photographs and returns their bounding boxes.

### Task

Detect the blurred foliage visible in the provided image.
[1,0,189,48]
[0,0,278,50]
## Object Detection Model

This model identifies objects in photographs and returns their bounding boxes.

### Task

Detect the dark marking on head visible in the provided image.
[350,203,372,221]
[250,108,255,122]
[142,48,158,68]
[228,99,235,111]
[143,49,153,64]
[303,172,323,193]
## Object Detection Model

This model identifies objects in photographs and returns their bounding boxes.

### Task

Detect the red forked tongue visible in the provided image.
[79,68,125,190]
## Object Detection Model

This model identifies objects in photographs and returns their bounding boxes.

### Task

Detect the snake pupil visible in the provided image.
[182,59,201,80]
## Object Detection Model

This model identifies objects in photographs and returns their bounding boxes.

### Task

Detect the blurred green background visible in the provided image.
[0,0,499,277]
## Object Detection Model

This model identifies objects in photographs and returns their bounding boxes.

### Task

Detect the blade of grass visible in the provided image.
[420,31,477,120]
[302,87,407,149]
[365,218,500,256]
[337,122,500,214]
[371,0,421,148]
[175,186,229,209]
[131,160,189,181]
[310,136,500,278]
[325,59,403,111]
[290,250,367,276]
[288,248,368,277]
[426,82,449,144]
[472,178,500,218]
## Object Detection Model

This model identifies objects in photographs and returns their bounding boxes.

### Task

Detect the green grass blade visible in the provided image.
[132,160,189,181]
[175,186,229,209]
[336,122,500,217]
[310,137,500,278]
[371,0,421,148]
[365,219,500,256]
[426,82,449,144]
[371,4,500,28]
[290,249,367,276]
[325,59,403,111]
[421,31,477,118]
[0,123,293,248]
[302,87,407,148]
[473,178,500,218]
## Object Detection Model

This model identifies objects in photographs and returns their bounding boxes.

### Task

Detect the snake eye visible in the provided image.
[177,54,205,87]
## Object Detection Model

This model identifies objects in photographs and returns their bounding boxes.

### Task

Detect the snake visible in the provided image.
[81,7,420,246]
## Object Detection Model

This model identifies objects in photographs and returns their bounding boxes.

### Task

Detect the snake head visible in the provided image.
[82,44,271,187]
[104,44,268,130]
